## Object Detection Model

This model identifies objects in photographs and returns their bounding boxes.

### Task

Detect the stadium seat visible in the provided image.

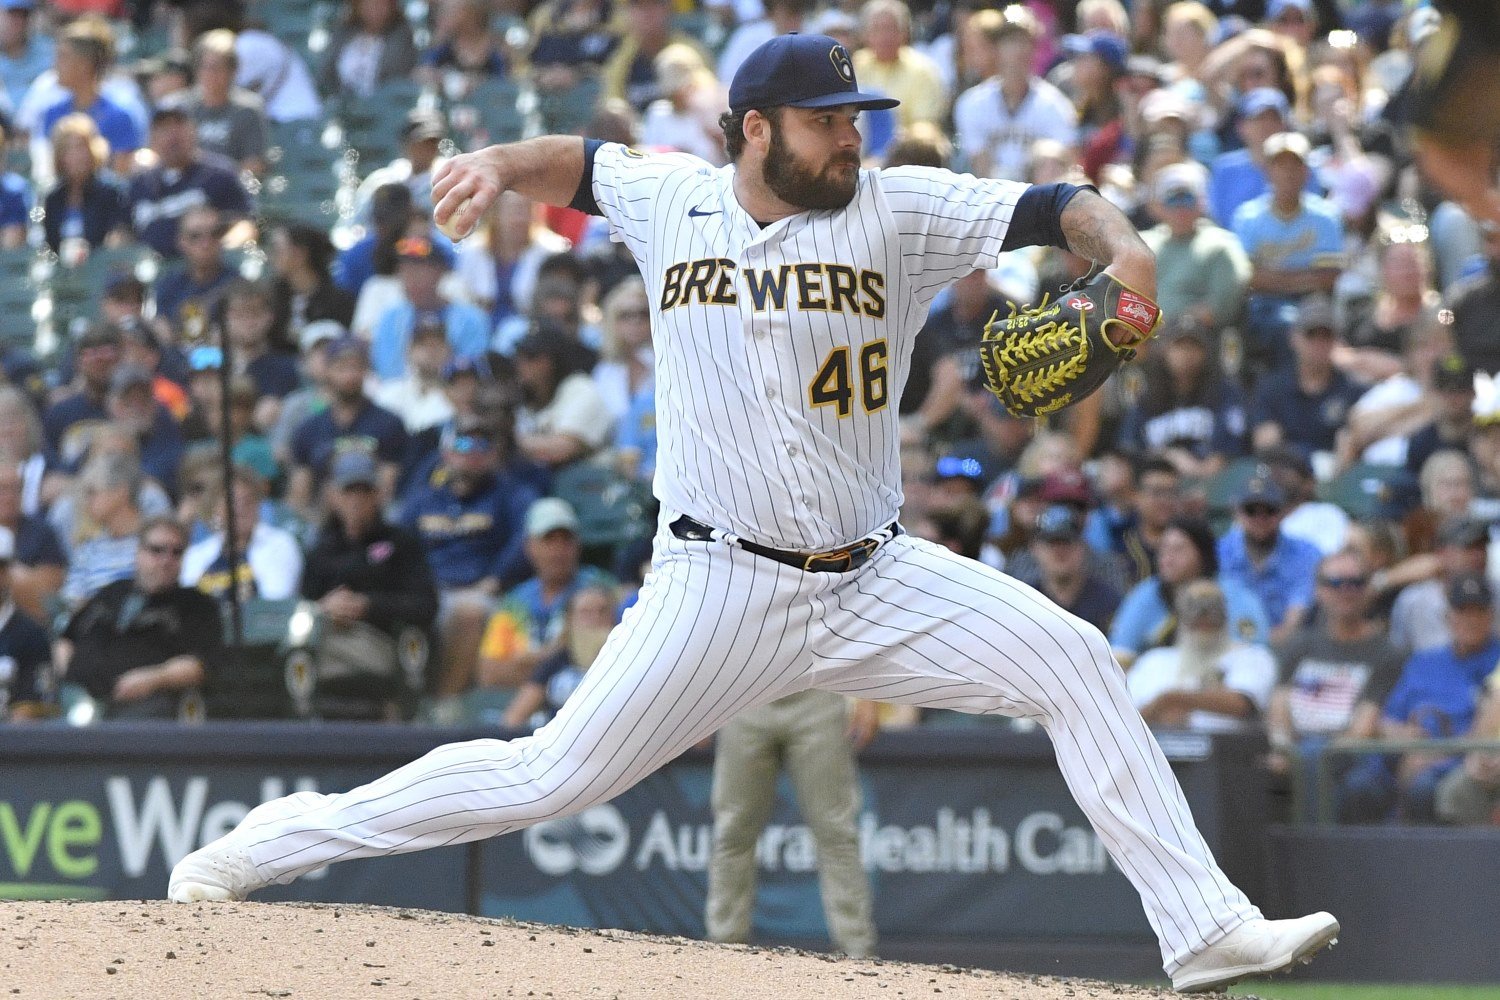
[201,598,304,720]
[338,80,430,170]
[551,459,656,565]
[0,248,39,346]
[1200,455,1265,518]
[266,119,344,170]
[48,245,158,341]
[452,78,529,150]
[259,164,344,226]
[535,76,601,136]
[1318,462,1411,520]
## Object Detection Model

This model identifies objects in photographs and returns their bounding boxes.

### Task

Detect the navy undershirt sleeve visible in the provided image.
[999,182,1096,253]
[568,139,606,216]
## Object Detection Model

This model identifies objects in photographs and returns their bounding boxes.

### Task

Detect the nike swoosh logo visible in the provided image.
[688,206,720,218]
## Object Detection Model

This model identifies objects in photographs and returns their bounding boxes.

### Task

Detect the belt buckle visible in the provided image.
[804,538,878,573]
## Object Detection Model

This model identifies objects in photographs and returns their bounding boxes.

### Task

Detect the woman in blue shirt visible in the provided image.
[1111,516,1270,667]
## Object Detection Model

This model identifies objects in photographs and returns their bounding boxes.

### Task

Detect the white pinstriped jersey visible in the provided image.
[590,142,1028,551]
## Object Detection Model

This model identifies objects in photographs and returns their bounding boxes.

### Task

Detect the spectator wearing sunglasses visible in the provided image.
[1267,548,1404,822]
[54,516,221,719]
[1218,474,1322,645]
[399,416,544,696]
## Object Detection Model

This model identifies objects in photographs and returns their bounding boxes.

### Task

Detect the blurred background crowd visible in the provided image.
[0,0,1493,829]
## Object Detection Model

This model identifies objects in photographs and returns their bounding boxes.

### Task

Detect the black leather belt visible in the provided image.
[670,515,900,573]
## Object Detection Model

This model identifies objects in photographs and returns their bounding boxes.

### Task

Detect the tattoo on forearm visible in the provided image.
[1059,192,1149,264]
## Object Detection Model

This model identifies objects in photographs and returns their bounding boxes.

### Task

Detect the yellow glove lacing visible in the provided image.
[981,295,1090,410]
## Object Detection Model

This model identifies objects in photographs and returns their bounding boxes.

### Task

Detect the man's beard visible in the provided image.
[332,383,365,406]
[567,624,613,669]
[763,122,860,210]
[1177,629,1231,687]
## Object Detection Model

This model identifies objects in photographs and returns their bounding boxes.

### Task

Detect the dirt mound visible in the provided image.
[1,900,1176,999]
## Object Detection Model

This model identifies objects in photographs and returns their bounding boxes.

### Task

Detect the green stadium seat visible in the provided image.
[1199,456,1265,517]
[551,460,656,560]
[259,164,344,225]
[266,119,344,169]
[536,76,601,135]
[453,78,529,149]
[201,598,305,720]
[48,245,158,340]
[1318,462,1407,519]
[0,248,39,346]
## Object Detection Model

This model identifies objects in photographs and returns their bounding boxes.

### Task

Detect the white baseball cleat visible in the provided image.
[169,793,324,902]
[168,838,265,902]
[1171,911,1340,993]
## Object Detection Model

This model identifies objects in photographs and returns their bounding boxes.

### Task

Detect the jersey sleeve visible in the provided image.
[589,142,715,257]
[880,166,1029,307]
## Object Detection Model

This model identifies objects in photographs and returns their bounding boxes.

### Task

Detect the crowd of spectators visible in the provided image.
[0,0,1494,828]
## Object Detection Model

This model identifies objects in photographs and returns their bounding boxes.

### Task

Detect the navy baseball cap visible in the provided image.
[330,449,379,489]
[729,33,899,115]
[1237,475,1287,510]
[1447,571,1493,611]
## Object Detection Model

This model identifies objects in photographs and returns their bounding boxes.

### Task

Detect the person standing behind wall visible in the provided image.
[705,691,880,958]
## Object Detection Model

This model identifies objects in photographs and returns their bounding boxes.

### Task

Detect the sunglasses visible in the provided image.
[180,230,216,241]
[143,542,185,558]
[616,309,650,321]
[1241,504,1281,518]
[1319,575,1368,589]
[447,434,493,455]
[934,455,984,480]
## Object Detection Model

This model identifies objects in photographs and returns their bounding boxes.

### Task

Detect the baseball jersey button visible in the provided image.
[765,385,777,400]
[786,443,800,457]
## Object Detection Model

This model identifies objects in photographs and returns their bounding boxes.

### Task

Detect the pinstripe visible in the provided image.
[808,537,1256,964]
[856,546,1212,951]
[817,549,1202,952]
[200,143,1267,978]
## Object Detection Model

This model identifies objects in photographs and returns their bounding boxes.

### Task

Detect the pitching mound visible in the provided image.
[2,900,1177,999]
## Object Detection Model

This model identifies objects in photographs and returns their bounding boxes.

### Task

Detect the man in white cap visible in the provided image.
[1231,131,1344,375]
[475,497,614,691]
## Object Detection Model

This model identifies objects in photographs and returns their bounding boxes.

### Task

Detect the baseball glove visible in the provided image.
[979,270,1162,418]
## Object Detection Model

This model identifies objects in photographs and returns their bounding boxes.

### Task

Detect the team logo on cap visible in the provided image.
[830,44,854,83]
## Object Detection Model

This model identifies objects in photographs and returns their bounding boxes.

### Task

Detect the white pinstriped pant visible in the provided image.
[236,521,1260,972]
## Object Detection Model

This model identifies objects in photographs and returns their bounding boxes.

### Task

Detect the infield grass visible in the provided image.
[1230,985,1500,1000]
